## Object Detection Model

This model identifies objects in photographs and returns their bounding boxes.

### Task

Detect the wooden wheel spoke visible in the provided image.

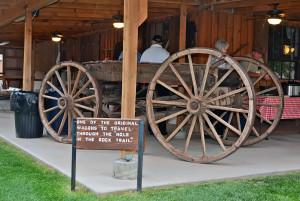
[55,70,68,95]
[213,111,227,126]
[73,107,84,117]
[255,112,272,125]
[47,81,64,97]
[57,111,68,136]
[203,67,234,99]
[165,114,192,142]
[256,102,279,107]
[43,105,59,113]
[206,105,249,113]
[202,113,227,151]
[244,104,273,125]
[42,95,59,100]
[199,55,212,98]
[48,109,65,126]
[73,80,91,99]
[223,112,234,139]
[67,66,71,95]
[168,63,193,97]
[74,95,96,103]
[198,115,206,157]
[71,70,82,96]
[155,109,188,124]
[68,111,72,139]
[211,59,226,68]
[157,80,189,100]
[241,113,260,137]
[251,126,260,137]
[74,103,95,112]
[206,110,241,136]
[253,72,266,85]
[152,99,186,106]
[71,109,77,118]
[187,54,198,96]
[256,86,277,96]
[183,115,197,154]
[206,87,246,103]
[236,112,241,132]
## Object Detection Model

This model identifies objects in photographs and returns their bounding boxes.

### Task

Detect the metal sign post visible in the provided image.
[137,120,144,193]
[71,118,77,191]
[70,118,144,192]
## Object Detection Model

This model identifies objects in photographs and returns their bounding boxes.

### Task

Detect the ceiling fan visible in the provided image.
[266,3,285,25]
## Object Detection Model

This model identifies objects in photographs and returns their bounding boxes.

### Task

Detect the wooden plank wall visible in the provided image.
[190,10,254,58]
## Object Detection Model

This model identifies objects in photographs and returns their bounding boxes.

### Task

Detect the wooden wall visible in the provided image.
[0,47,23,88]
[61,29,123,62]
[191,10,254,57]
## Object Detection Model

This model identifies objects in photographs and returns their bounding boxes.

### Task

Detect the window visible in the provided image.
[268,26,299,80]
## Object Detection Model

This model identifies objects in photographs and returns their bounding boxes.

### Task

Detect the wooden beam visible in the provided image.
[210,0,299,10]
[179,0,187,59]
[0,0,58,28]
[120,0,147,159]
[23,8,33,91]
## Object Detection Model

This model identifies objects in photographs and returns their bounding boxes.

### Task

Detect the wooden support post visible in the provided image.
[23,7,33,91]
[120,0,147,159]
[177,0,187,126]
[179,0,187,63]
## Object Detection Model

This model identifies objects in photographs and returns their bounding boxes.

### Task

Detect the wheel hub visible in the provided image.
[187,98,204,114]
[58,95,74,110]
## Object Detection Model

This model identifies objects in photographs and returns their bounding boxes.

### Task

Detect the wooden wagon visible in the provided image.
[38,47,284,163]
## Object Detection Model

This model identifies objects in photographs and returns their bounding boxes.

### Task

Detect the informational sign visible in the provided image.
[76,118,140,151]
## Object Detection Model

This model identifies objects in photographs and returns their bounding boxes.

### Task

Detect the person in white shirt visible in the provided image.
[140,35,170,63]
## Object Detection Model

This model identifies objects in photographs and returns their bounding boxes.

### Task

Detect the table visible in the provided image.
[257,96,300,120]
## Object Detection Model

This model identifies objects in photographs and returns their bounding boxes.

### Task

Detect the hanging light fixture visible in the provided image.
[51,30,63,42]
[112,11,124,28]
[267,3,283,25]
[267,17,282,25]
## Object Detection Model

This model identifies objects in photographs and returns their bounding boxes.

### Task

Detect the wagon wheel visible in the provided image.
[223,56,283,146]
[146,47,256,163]
[39,61,101,143]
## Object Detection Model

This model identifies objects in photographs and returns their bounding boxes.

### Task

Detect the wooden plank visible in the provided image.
[179,0,187,63]
[232,14,242,56]
[211,11,218,48]
[226,13,234,54]
[22,9,33,91]
[247,19,254,54]
[240,15,248,56]
[204,10,212,47]
[0,0,58,28]
[217,12,227,41]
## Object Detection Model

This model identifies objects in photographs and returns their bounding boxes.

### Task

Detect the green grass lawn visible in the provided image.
[1,138,300,201]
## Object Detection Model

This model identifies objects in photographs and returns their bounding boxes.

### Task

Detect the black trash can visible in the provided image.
[10,91,43,138]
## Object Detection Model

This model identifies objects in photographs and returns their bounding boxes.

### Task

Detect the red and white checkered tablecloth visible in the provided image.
[257,96,300,120]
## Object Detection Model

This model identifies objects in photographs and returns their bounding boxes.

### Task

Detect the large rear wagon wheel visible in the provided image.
[146,48,256,163]
[230,57,284,146]
[39,61,101,143]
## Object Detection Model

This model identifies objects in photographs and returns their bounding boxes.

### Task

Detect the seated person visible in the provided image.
[140,35,169,63]
[118,51,141,63]
[240,45,270,81]
[118,38,142,63]
[211,39,231,69]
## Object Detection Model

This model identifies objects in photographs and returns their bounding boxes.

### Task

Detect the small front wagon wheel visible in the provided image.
[146,48,256,163]
[39,61,101,143]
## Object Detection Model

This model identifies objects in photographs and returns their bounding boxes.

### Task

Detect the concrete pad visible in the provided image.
[0,110,300,195]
